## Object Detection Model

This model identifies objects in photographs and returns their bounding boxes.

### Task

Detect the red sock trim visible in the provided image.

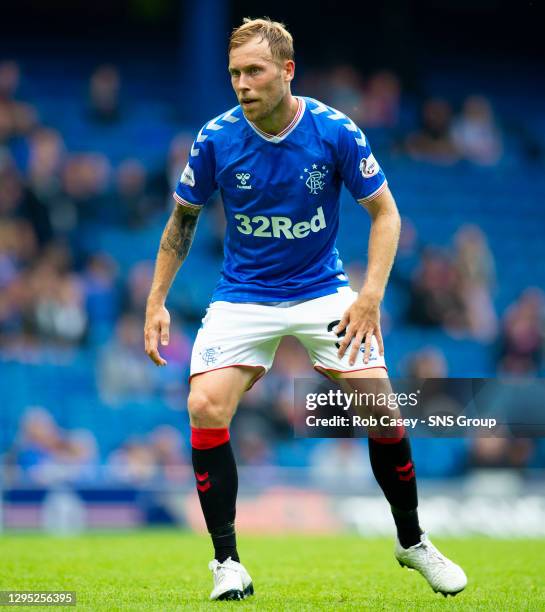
[191,426,230,450]
[369,425,406,444]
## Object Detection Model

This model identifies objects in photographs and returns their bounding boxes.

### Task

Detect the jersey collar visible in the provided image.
[245,97,305,144]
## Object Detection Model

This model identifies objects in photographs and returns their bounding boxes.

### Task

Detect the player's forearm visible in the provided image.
[147,204,200,306]
[360,208,401,302]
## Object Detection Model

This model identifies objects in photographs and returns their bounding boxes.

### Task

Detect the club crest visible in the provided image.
[300,164,329,195]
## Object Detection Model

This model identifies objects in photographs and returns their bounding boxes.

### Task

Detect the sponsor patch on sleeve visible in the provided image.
[180,163,195,187]
[359,154,380,178]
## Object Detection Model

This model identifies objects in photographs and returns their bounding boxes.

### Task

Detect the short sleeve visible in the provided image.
[173,126,217,208]
[337,120,387,204]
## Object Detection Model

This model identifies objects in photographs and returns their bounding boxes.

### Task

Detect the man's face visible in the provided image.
[229,37,293,123]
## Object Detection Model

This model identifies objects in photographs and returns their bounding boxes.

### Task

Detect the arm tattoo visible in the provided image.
[160,205,200,260]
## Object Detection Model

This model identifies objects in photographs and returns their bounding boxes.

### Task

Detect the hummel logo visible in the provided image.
[235,172,252,190]
[395,461,415,482]
[195,471,212,492]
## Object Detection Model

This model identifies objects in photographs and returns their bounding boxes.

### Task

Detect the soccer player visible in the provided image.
[144,17,467,601]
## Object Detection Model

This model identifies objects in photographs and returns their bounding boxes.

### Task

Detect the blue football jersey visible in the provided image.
[174,97,388,302]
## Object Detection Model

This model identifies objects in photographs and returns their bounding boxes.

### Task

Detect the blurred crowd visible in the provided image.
[3,406,190,486]
[1,58,545,484]
[301,66,507,166]
[0,61,192,366]
[307,65,543,165]
[5,373,545,487]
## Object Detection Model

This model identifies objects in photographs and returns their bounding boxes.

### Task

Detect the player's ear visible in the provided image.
[284,59,295,82]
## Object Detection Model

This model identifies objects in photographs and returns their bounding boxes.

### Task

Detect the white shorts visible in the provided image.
[189,286,387,389]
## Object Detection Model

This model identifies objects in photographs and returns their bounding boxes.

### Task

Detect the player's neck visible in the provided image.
[252,94,299,136]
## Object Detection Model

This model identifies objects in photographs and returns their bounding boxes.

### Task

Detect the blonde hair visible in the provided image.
[229,17,294,62]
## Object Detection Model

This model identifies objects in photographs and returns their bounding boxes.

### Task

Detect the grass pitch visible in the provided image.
[2,531,544,610]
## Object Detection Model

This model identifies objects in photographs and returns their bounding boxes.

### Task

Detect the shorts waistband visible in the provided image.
[241,298,314,308]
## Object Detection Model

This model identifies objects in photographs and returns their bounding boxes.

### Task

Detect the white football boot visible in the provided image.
[208,557,254,601]
[237,560,255,598]
[395,533,467,596]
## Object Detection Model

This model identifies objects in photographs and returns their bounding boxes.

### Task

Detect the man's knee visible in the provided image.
[188,390,231,427]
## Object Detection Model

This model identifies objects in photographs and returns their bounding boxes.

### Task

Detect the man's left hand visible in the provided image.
[336,291,384,366]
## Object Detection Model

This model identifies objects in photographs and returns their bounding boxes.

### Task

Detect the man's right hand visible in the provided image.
[144,302,171,366]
